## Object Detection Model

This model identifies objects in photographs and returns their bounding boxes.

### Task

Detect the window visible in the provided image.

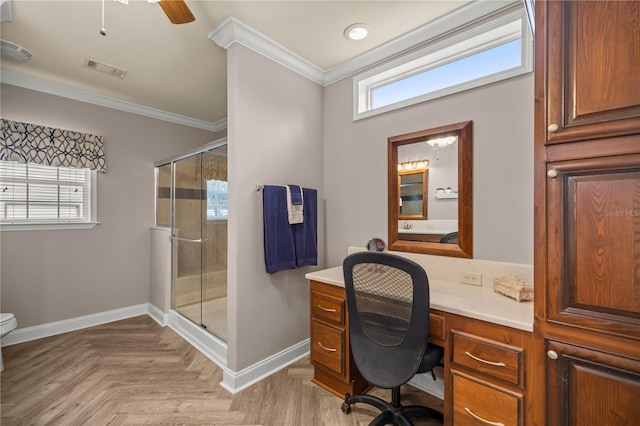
[353,7,533,120]
[206,179,228,220]
[0,161,98,230]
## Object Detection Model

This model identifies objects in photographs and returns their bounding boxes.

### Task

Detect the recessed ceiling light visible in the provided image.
[344,23,370,41]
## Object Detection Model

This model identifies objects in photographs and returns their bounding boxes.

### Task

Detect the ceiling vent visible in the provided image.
[1,39,33,62]
[83,58,127,79]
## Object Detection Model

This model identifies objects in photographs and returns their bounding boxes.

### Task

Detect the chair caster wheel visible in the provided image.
[341,402,351,414]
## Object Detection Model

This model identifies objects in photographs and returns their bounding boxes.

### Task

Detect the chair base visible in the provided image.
[342,387,444,426]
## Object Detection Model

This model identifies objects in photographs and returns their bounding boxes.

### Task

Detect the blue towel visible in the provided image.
[287,184,303,205]
[293,188,318,267]
[263,185,296,274]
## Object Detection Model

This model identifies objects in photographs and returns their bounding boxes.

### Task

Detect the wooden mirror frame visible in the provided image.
[388,120,473,258]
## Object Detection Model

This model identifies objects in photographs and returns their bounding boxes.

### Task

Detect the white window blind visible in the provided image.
[0,161,94,224]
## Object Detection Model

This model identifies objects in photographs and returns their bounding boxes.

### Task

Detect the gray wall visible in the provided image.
[323,73,534,266]
[0,84,221,328]
[225,44,325,371]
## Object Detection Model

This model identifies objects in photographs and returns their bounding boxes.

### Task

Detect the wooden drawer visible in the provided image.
[452,330,523,386]
[452,371,522,426]
[311,320,344,376]
[429,312,446,343]
[311,291,344,325]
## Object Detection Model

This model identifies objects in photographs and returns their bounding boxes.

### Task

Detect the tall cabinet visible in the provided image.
[534,1,640,424]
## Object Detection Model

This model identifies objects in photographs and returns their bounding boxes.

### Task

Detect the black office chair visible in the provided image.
[341,251,444,426]
[439,232,458,244]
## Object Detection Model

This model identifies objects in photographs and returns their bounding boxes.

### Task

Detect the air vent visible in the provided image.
[1,39,33,62]
[83,58,127,79]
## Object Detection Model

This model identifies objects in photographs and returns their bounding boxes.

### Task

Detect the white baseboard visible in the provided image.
[1,303,149,346]
[166,309,227,369]
[220,338,310,394]
[147,303,169,326]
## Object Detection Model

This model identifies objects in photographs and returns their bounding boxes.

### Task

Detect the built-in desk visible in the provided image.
[306,266,534,426]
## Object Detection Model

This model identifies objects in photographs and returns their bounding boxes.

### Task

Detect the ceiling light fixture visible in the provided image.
[0,39,33,62]
[427,136,457,148]
[344,23,370,41]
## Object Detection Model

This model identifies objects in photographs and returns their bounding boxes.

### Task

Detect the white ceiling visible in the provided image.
[0,1,480,128]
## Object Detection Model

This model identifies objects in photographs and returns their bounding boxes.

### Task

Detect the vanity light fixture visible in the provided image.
[344,23,371,41]
[398,159,429,171]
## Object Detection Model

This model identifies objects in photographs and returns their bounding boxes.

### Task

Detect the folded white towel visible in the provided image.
[286,185,304,224]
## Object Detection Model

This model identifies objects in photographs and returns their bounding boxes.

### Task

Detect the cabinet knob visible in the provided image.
[547,169,558,178]
[547,350,559,360]
[548,123,559,132]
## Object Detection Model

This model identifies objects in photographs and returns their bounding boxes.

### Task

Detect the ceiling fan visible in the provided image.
[152,0,195,25]
[101,0,194,35]
[113,0,194,25]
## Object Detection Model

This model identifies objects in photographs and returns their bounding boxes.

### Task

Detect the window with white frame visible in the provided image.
[206,179,228,220]
[353,7,533,120]
[0,161,97,228]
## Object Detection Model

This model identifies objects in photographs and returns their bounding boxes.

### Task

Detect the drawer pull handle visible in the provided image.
[318,342,337,352]
[317,304,337,313]
[465,351,506,367]
[464,407,504,426]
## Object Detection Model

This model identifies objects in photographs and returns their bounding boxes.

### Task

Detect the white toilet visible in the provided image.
[0,313,18,372]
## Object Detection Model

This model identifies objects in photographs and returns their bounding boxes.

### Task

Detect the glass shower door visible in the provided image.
[200,148,228,340]
[172,154,204,326]
[171,146,228,340]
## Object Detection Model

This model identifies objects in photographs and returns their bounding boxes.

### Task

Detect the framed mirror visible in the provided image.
[388,121,473,258]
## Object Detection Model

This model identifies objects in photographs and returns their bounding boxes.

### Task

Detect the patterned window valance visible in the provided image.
[203,153,227,181]
[0,119,106,172]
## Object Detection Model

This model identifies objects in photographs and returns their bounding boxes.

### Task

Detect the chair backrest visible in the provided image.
[439,231,458,244]
[343,251,431,389]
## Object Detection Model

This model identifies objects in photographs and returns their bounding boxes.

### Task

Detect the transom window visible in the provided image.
[0,161,97,229]
[353,7,533,120]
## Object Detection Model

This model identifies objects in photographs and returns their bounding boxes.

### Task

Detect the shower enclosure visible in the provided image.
[155,142,228,340]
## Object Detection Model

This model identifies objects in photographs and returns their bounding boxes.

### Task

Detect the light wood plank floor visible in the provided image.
[0,315,444,425]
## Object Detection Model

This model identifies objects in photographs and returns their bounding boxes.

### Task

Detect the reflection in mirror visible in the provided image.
[399,170,428,219]
[388,121,472,258]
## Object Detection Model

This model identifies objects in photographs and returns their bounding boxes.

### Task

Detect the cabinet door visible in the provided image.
[545,0,640,144]
[546,340,640,426]
[546,154,640,339]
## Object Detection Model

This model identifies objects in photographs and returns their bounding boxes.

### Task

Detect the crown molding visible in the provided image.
[208,16,325,85]
[0,70,227,133]
[209,2,520,87]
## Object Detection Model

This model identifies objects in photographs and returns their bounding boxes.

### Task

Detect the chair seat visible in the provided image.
[417,344,444,374]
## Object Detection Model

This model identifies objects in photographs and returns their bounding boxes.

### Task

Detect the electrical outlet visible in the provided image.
[459,271,482,286]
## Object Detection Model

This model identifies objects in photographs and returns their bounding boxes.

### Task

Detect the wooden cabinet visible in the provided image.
[534,1,640,424]
[545,340,640,426]
[309,280,452,400]
[544,0,640,145]
[308,280,534,425]
[447,314,532,426]
[309,280,369,398]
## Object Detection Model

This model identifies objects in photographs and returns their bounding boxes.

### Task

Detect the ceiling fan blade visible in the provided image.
[158,0,195,24]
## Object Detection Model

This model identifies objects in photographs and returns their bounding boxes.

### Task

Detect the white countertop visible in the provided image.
[306,266,533,332]
[398,228,456,235]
